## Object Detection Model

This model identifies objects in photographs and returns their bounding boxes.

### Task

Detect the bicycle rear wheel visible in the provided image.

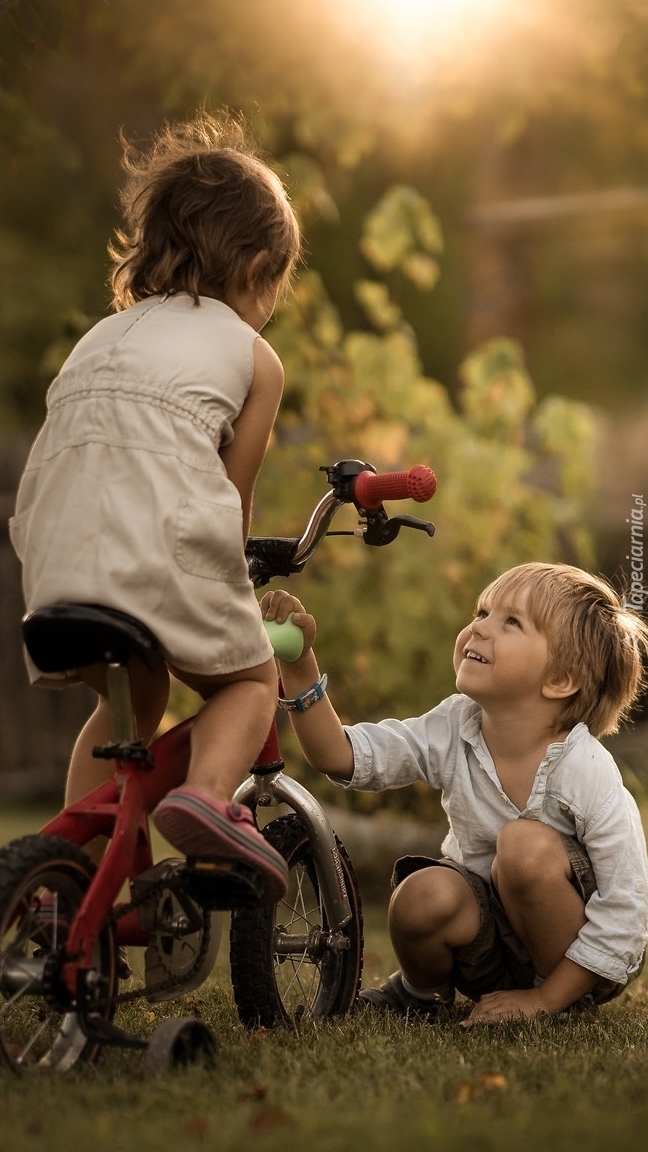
[229,814,363,1028]
[0,835,118,1073]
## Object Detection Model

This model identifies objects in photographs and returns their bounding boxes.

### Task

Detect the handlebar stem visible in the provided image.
[292,491,346,566]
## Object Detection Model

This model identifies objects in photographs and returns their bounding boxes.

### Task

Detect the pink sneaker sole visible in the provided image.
[153,787,288,904]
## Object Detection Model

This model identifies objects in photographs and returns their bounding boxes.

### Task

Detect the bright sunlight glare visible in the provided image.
[339,0,519,68]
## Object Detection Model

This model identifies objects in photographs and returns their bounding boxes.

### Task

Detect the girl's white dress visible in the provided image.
[9,293,273,684]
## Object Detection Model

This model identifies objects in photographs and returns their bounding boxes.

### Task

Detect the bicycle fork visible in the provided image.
[234,723,354,932]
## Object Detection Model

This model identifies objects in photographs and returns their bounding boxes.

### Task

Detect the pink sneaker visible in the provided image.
[152,787,288,904]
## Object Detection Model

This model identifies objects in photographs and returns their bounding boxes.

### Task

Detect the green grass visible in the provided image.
[3,982,648,1152]
[2,804,648,1152]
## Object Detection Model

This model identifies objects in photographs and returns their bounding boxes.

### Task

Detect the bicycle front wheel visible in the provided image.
[229,814,363,1028]
[0,835,118,1073]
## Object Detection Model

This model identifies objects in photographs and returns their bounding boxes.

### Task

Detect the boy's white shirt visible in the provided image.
[340,694,648,985]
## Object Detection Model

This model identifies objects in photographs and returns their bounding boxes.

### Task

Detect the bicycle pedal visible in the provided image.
[184,857,266,910]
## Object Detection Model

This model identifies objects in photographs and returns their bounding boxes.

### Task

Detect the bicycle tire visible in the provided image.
[0,834,118,1073]
[145,1016,218,1074]
[229,814,363,1028]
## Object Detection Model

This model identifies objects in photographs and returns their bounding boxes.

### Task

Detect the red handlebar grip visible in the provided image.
[353,465,437,510]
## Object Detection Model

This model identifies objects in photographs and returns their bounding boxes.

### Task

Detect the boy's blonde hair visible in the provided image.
[109,111,301,311]
[479,562,648,737]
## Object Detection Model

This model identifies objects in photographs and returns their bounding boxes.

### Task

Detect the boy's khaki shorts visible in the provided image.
[391,834,627,1005]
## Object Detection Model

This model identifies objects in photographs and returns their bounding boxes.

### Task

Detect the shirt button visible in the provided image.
[635,882,646,893]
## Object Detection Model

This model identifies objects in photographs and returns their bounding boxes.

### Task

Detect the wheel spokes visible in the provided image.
[272,862,327,1012]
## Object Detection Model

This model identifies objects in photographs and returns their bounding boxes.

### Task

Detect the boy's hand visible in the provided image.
[259,589,355,782]
[461,987,548,1026]
[259,590,317,657]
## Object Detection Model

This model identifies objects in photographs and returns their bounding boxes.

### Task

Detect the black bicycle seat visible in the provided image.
[22,603,159,674]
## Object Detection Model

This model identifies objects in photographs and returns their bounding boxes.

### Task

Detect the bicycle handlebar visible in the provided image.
[352,464,437,510]
[247,458,437,587]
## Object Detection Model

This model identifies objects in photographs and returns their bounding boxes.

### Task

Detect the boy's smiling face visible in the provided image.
[453,587,554,708]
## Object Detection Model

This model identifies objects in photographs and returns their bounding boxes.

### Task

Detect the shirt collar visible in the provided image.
[458,695,589,762]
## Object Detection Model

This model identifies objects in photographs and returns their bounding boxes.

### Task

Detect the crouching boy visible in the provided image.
[262,563,648,1024]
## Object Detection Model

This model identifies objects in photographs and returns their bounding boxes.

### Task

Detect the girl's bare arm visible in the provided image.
[219,337,284,540]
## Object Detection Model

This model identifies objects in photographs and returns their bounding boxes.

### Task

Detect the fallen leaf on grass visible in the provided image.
[239,1081,268,1101]
[185,1116,209,1140]
[456,1072,509,1103]
[479,1073,508,1089]
[249,1106,295,1134]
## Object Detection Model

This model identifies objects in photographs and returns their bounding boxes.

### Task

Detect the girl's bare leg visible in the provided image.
[63,656,170,860]
[153,659,286,903]
[173,658,278,799]
[65,654,170,806]
[65,697,115,807]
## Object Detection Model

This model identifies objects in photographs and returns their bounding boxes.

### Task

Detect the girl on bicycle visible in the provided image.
[9,111,301,903]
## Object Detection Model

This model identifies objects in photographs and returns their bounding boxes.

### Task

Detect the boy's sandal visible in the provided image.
[358,971,454,1020]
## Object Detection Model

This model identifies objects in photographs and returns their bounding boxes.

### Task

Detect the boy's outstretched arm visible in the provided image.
[260,590,354,781]
[462,957,598,1026]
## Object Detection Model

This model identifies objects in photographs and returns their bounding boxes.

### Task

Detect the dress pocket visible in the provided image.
[175,496,248,582]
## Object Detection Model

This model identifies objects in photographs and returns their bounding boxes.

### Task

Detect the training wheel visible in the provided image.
[144,1017,217,1074]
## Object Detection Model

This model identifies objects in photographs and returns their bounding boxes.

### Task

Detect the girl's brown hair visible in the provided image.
[479,562,648,736]
[109,111,301,311]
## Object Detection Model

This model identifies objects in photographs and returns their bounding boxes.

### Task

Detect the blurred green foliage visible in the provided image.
[2,0,648,424]
[248,199,599,816]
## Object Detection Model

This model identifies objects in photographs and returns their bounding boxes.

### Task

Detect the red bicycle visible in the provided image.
[0,459,436,1073]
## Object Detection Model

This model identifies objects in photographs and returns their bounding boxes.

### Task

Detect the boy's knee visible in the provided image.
[494,819,568,889]
[389,866,474,936]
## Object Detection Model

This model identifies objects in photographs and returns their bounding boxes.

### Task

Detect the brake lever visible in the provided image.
[362,510,436,547]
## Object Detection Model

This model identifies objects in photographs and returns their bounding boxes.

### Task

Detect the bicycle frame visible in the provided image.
[37,716,191,996]
[234,725,353,932]
[37,704,351,1000]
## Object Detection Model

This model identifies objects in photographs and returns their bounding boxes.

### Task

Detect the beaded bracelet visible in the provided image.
[277,673,328,713]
